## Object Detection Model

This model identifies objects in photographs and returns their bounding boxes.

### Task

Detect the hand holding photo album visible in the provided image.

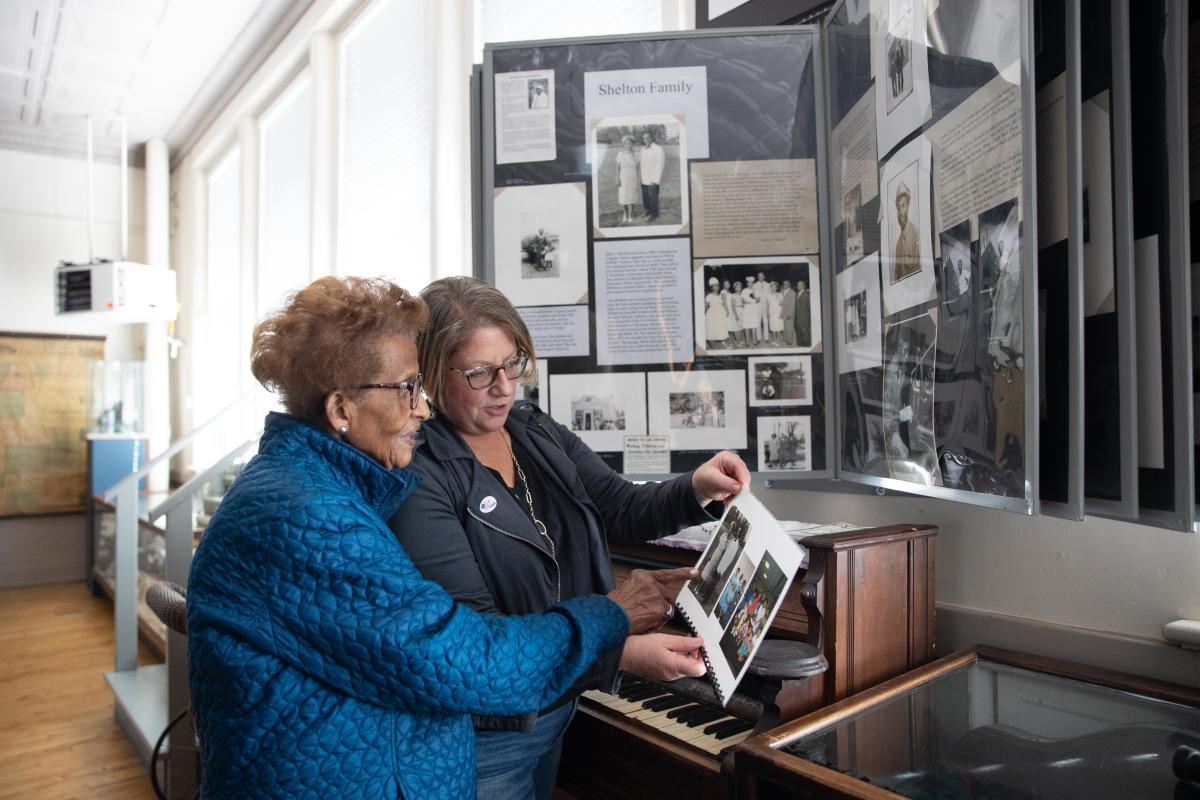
[674,491,807,706]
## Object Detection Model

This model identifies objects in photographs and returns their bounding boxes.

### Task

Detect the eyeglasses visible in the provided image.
[352,374,425,410]
[450,352,529,390]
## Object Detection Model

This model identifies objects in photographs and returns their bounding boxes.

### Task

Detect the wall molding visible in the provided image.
[936,601,1200,689]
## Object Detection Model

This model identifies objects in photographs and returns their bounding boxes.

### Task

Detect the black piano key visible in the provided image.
[705,718,753,738]
[642,695,692,712]
[622,686,670,702]
[666,703,704,720]
[684,708,731,726]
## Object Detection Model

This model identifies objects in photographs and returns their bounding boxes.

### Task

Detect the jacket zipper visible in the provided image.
[466,508,562,603]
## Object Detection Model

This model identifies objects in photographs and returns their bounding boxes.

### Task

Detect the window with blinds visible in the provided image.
[259,71,313,316]
[337,0,432,288]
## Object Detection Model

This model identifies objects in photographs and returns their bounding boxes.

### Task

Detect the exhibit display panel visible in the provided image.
[826,0,1039,513]
[481,28,833,478]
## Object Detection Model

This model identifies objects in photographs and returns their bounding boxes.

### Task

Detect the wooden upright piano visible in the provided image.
[557,524,938,800]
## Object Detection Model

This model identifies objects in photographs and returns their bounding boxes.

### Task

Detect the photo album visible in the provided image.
[674,491,806,706]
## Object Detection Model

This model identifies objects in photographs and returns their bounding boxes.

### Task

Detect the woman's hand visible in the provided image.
[620,633,707,681]
[692,451,751,508]
[608,567,696,634]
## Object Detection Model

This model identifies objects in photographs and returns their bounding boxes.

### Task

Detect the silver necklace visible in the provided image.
[501,430,555,556]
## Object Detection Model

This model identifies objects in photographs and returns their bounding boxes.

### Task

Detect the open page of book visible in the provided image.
[674,491,807,706]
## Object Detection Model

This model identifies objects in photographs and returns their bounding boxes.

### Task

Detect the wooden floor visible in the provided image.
[0,582,159,800]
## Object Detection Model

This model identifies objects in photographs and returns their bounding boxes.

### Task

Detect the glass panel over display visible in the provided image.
[777,658,1200,799]
[827,0,1038,511]
[482,29,830,477]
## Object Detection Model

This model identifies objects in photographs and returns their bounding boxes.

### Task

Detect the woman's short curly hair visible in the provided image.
[251,276,429,422]
[418,277,535,410]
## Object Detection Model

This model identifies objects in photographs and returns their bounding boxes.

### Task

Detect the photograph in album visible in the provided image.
[675,492,806,705]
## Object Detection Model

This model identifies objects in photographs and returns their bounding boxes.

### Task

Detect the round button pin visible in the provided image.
[479,496,497,514]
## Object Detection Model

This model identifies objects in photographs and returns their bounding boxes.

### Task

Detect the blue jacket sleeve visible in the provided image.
[192,507,629,717]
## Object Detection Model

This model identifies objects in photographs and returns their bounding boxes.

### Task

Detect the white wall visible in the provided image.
[757,483,1200,685]
[0,148,146,359]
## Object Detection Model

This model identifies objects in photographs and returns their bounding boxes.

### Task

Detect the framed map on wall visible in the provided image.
[0,333,104,517]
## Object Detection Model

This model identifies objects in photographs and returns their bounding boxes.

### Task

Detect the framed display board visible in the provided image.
[476,5,1042,513]
[825,0,1040,513]
[481,28,834,480]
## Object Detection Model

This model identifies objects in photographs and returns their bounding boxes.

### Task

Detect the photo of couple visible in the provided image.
[591,116,687,236]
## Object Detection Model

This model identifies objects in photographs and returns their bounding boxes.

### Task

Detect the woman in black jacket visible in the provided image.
[388,277,751,800]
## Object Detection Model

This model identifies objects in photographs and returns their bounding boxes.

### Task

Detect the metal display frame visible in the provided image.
[1040,0,1085,521]
[822,0,1042,514]
[1085,0,1140,521]
[479,26,836,484]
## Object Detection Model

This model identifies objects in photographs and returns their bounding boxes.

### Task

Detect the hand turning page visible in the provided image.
[674,491,807,706]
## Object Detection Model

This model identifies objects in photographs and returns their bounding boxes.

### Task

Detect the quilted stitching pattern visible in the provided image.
[188,413,628,799]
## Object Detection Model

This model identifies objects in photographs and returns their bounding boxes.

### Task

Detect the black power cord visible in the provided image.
[150,707,200,800]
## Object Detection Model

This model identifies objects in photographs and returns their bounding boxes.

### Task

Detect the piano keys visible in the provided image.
[558,524,938,800]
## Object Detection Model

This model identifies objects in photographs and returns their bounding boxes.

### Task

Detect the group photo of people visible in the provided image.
[717,552,788,671]
[758,416,810,471]
[699,261,816,354]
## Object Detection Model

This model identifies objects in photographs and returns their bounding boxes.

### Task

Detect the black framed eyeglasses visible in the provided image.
[352,373,425,410]
[450,352,530,390]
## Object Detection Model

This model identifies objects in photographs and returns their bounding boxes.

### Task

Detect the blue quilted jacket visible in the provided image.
[187,412,629,799]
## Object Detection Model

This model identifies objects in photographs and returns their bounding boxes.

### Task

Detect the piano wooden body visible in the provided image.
[558,524,938,800]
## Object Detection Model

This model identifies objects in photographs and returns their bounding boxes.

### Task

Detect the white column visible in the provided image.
[431,0,473,279]
[310,32,339,279]
[143,138,171,492]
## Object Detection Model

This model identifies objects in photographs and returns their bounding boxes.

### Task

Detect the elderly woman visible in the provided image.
[616,134,641,223]
[187,277,693,800]
[388,277,751,800]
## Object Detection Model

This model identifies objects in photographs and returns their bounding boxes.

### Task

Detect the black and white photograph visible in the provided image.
[549,372,646,452]
[494,182,588,307]
[978,198,1023,374]
[841,370,888,475]
[872,0,931,158]
[648,369,747,451]
[845,291,868,341]
[836,253,884,375]
[516,358,549,410]
[756,415,811,471]
[693,256,822,356]
[690,505,750,615]
[843,184,864,264]
[591,114,689,239]
[519,220,559,278]
[748,356,811,407]
[880,137,935,315]
[884,4,913,114]
[526,77,550,110]
[938,222,972,309]
[669,391,726,428]
[883,310,940,485]
[717,551,788,674]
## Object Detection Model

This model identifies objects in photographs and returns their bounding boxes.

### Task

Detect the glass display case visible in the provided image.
[735,646,1200,799]
[87,360,145,433]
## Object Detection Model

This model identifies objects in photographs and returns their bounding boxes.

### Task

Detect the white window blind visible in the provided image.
[259,71,313,316]
[338,0,432,288]
[196,146,245,467]
[474,0,667,61]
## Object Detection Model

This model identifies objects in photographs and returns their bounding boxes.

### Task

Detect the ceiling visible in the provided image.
[0,0,306,163]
